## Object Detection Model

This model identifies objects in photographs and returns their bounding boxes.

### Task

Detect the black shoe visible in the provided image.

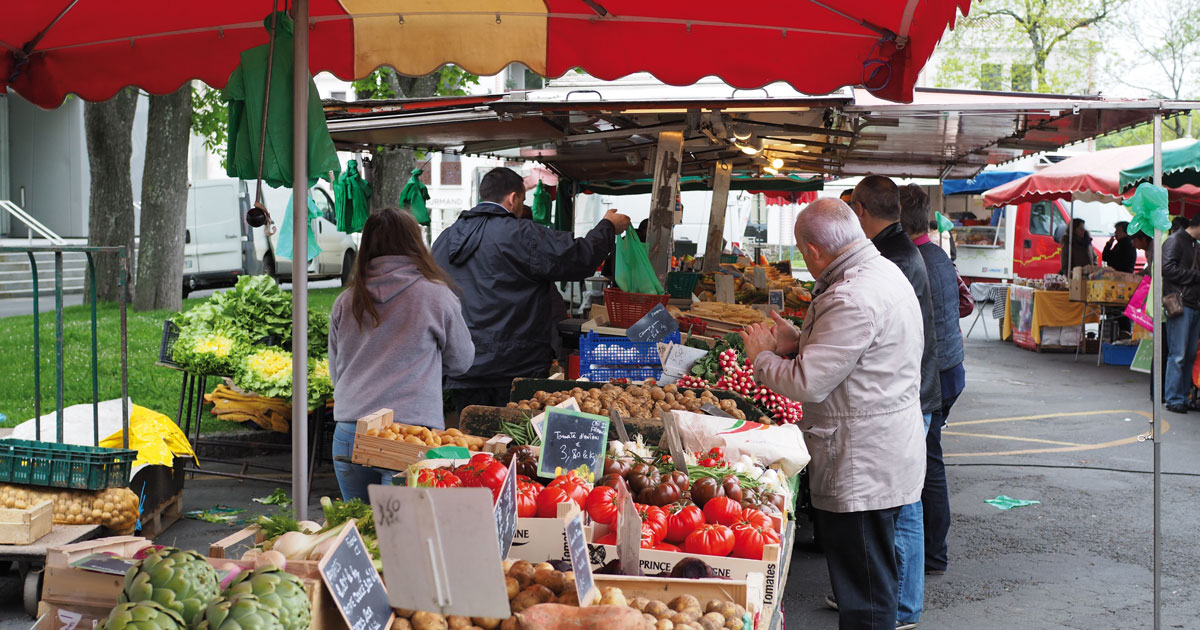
[925,568,946,576]
[1188,400,1200,411]
[1167,403,1189,414]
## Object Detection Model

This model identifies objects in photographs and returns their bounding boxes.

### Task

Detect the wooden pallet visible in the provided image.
[139,492,182,539]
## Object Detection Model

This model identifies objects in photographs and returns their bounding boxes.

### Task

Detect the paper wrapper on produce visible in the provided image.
[655,343,710,385]
[672,411,810,476]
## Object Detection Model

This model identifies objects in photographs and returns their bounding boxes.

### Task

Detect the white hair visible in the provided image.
[795,198,865,253]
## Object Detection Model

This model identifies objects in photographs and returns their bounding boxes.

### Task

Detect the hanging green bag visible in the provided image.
[531,181,552,226]
[614,227,665,295]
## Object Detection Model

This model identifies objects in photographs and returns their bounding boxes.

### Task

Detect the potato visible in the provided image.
[532,562,555,572]
[509,563,535,590]
[670,613,693,626]
[724,619,744,630]
[410,611,448,630]
[713,602,738,621]
[500,618,519,630]
[502,559,516,573]
[699,613,725,630]
[655,619,675,630]
[471,618,502,630]
[394,609,415,619]
[680,608,703,623]
[704,601,723,615]
[510,585,555,612]
[644,600,670,619]
[643,614,657,626]
[669,596,700,613]
[599,587,627,608]
[532,569,567,595]
[505,577,520,600]
[447,617,471,629]
[557,589,580,606]
[731,605,747,620]
[630,597,650,612]
[392,619,413,630]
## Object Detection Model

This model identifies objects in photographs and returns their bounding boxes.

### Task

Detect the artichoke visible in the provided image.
[197,592,286,630]
[119,547,220,626]
[98,601,187,630]
[225,567,311,630]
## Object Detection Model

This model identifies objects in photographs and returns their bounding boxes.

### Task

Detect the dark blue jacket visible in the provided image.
[432,203,616,388]
[917,240,965,372]
[872,223,942,414]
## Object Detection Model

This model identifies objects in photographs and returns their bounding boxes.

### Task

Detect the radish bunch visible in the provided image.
[686,349,803,425]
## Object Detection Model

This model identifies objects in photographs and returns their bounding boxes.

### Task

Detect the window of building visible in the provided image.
[441,154,462,186]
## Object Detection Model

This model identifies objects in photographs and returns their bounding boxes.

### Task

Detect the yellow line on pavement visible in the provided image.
[942,431,1081,446]
[945,412,1167,457]
[948,409,1136,427]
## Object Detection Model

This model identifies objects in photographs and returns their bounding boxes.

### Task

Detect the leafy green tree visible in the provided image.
[191,84,229,167]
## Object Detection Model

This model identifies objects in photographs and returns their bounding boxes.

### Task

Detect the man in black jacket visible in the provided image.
[850,175,939,630]
[1161,215,1200,413]
[1103,221,1137,273]
[433,167,631,414]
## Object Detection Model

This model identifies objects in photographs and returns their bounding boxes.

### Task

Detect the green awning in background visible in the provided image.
[1120,140,1200,192]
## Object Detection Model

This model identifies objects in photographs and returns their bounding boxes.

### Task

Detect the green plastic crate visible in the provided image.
[0,439,137,490]
[720,254,739,263]
[665,272,701,299]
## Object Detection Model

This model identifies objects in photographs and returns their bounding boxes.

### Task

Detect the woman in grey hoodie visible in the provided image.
[328,208,475,500]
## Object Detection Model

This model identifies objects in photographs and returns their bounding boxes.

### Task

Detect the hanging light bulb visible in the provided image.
[771,157,784,169]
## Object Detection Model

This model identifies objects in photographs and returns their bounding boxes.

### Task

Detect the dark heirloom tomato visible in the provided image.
[603,457,631,478]
[721,475,743,503]
[628,469,661,494]
[597,473,624,488]
[690,477,725,508]
[666,469,690,490]
[650,482,681,507]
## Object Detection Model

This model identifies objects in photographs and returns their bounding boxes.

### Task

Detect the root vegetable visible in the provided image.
[532,569,567,595]
[392,619,413,630]
[699,613,725,630]
[656,620,675,630]
[472,618,503,630]
[515,604,645,630]
[668,596,700,613]
[723,620,743,630]
[411,611,448,630]
[630,597,649,612]
[599,587,627,608]
[447,616,471,629]
[510,585,555,612]
[506,577,520,600]
[255,549,287,570]
[643,601,670,619]
[557,590,579,606]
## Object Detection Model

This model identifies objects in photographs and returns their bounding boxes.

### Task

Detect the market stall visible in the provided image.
[1002,283,1099,352]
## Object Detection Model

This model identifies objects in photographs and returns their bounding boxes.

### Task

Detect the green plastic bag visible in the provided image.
[531,181,552,226]
[614,227,665,295]
[935,211,954,233]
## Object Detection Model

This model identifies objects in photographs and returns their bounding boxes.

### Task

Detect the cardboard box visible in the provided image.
[38,536,154,627]
[506,502,575,564]
[1087,279,1139,304]
[352,409,484,471]
[1069,267,1086,302]
[0,499,52,544]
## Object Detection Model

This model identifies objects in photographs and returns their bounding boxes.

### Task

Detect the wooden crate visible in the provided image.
[352,409,482,471]
[139,492,182,539]
[0,499,52,544]
[39,536,154,622]
[593,573,765,625]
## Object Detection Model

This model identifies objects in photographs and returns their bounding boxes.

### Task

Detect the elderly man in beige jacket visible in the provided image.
[741,198,926,630]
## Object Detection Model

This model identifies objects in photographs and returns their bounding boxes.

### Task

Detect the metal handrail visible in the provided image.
[0,199,67,246]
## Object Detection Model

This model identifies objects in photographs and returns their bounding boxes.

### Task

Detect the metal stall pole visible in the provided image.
[54,250,64,443]
[87,252,99,446]
[292,0,311,520]
[27,252,41,440]
[120,249,129,448]
[1151,112,1163,630]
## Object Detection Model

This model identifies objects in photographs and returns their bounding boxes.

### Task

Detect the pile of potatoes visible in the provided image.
[365,422,487,450]
[508,383,746,421]
[0,482,139,533]
[390,561,749,630]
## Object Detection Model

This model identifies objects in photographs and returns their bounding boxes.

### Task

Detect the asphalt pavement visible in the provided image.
[3,311,1199,628]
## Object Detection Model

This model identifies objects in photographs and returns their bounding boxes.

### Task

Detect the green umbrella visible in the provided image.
[1119,140,1200,192]
[531,180,552,226]
[398,168,431,225]
[223,12,340,189]
[333,159,371,233]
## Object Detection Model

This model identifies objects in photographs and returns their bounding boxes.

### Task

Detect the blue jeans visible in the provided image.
[332,422,391,502]
[1165,306,1200,406]
[895,412,932,624]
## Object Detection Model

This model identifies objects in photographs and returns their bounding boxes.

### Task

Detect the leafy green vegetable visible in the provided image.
[215,275,293,343]
[307,309,330,358]
[253,488,293,507]
[307,358,333,411]
[257,509,300,539]
[172,325,248,376]
[500,417,541,446]
[234,348,294,399]
[320,496,375,538]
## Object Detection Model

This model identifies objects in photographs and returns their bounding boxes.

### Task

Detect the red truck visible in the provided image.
[954,198,1129,283]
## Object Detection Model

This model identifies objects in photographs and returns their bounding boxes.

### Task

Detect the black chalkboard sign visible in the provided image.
[769,289,784,311]
[494,461,518,559]
[537,408,610,482]
[318,524,394,630]
[625,303,679,343]
[564,511,600,606]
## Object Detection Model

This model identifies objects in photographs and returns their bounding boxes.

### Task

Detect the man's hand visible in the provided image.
[740,322,777,364]
[770,310,800,356]
[603,210,632,233]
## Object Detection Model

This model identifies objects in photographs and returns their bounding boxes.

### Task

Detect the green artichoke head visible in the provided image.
[119,547,220,626]
[98,601,187,630]
[225,567,312,630]
[197,592,286,630]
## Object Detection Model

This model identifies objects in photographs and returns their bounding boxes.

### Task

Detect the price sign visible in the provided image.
[626,303,679,343]
[768,290,785,311]
[564,511,600,606]
[715,274,736,303]
[318,523,394,630]
[537,407,609,482]
[493,461,519,559]
[661,411,689,472]
[369,486,511,619]
[614,478,641,576]
[608,408,630,444]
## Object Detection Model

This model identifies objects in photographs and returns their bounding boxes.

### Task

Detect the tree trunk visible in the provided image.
[135,86,192,312]
[365,73,440,213]
[85,89,139,303]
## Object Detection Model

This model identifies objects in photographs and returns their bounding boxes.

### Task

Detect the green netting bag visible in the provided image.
[614,226,665,295]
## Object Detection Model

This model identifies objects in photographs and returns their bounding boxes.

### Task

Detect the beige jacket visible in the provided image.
[754,240,926,513]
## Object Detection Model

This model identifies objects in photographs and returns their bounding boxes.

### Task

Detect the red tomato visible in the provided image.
[736,508,773,531]
[683,524,735,557]
[652,541,681,552]
[641,522,664,546]
[664,504,704,544]
[516,482,541,518]
[595,532,616,545]
[415,468,462,488]
[703,496,743,526]
[549,472,590,508]
[731,524,781,560]
[586,486,620,525]
[594,525,669,548]
[636,504,669,542]
[469,452,495,466]
[478,462,509,496]
[536,486,577,518]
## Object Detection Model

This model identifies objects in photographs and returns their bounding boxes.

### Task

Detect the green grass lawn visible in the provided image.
[0,286,344,431]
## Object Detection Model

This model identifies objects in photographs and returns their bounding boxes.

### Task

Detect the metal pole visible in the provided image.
[1151,112,1163,630]
[27,252,41,441]
[87,252,99,446]
[54,250,64,443]
[120,250,129,449]
[1068,199,1075,274]
[292,0,311,520]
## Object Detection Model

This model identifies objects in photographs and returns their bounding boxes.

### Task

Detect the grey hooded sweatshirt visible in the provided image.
[328,255,474,428]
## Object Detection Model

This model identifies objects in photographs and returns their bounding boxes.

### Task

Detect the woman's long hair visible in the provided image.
[348,208,454,328]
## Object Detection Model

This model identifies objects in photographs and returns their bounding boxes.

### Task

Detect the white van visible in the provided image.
[183,179,359,296]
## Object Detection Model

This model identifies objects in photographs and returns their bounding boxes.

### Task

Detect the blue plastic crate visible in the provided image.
[1101,342,1137,366]
[582,366,665,382]
[579,330,681,381]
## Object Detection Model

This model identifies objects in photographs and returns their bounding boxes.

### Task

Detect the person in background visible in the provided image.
[1059,218,1096,275]
[740,198,925,630]
[1132,231,1154,274]
[1160,215,1200,414]
[1170,216,1189,236]
[900,185,966,581]
[328,208,475,501]
[849,175,937,630]
[839,189,855,204]
[1103,221,1137,273]
[433,167,630,414]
